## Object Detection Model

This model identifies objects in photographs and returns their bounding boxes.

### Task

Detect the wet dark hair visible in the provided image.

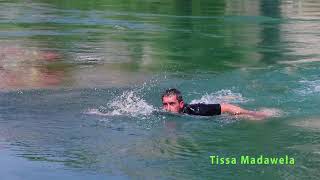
[161,88,183,102]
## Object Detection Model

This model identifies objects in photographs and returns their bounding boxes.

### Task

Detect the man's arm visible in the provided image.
[220,103,271,120]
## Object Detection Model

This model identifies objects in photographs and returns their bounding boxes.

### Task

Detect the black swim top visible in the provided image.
[182,103,221,116]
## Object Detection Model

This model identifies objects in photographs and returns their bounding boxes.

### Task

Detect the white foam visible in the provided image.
[296,80,320,95]
[291,118,320,131]
[86,90,156,117]
[258,108,283,117]
[86,108,111,116]
[190,89,251,104]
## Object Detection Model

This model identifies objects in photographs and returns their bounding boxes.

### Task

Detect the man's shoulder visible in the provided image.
[182,103,221,116]
[185,103,221,107]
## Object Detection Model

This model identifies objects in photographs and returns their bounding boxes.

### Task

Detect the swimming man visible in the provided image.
[162,88,272,120]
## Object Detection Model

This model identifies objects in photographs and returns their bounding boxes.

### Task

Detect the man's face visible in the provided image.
[162,95,184,113]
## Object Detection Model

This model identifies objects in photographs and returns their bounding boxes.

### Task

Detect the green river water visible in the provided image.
[0,0,320,179]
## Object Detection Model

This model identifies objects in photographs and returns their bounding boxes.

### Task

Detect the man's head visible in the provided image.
[161,88,184,113]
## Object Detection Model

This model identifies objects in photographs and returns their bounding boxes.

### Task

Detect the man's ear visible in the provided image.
[179,101,184,109]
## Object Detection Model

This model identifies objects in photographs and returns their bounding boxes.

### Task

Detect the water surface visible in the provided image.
[1,0,320,179]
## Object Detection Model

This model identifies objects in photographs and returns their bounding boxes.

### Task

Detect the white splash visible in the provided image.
[190,89,251,104]
[296,80,320,95]
[87,90,156,117]
[86,108,110,116]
